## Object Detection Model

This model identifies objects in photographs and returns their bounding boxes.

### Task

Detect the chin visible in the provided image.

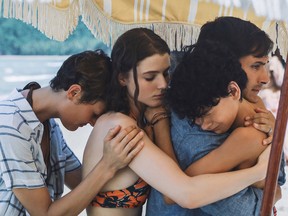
[150,102,162,108]
[64,124,78,131]
[248,96,259,104]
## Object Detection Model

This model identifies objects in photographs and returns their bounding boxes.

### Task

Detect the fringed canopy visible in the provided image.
[0,0,287,57]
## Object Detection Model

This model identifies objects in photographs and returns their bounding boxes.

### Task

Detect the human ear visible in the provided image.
[228,81,241,100]
[67,84,82,100]
[118,73,127,86]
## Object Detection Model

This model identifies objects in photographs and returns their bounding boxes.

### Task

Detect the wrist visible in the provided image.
[253,163,266,182]
[148,111,170,127]
[97,158,117,179]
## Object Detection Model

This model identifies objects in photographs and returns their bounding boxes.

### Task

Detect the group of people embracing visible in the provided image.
[0,16,286,216]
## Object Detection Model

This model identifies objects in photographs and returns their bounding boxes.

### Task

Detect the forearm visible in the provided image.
[184,165,265,209]
[153,118,179,203]
[188,143,271,208]
[129,135,266,209]
[46,159,116,216]
[153,118,178,162]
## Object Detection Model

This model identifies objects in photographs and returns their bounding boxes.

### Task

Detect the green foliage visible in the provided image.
[0,17,111,55]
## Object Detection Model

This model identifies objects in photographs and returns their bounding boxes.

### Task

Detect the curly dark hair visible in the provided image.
[106,28,170,127]
[198,16,273,58]
[165,40,248,120]
[50,49,112,104]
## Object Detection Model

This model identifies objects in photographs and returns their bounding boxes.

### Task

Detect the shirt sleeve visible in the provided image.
[277,152,286,186]
[0,124,45,190]
[49,119,81,173]
[201,187,263,216]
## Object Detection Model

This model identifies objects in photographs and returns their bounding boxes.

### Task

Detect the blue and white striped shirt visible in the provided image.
[0,89,81,215]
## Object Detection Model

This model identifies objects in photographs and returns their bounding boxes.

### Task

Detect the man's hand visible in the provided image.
[244,107,275,145]
[102,125,144,171]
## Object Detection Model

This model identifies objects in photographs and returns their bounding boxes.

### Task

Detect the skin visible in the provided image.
[12,84,145,216]
[192,82,267,173]
[240,55,270,104]
[82,53,271,216]
[240,55,276,145]
[120,53,170,109]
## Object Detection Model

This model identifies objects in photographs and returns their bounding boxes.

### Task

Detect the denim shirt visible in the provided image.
[146,112,286,216]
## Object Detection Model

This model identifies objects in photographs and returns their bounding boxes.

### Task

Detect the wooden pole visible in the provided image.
[260,54,288,215]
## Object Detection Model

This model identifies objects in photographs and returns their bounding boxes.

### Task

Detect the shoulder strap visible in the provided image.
[23,82,41,107]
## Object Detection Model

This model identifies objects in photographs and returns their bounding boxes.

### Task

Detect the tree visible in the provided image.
[0,17,110,55]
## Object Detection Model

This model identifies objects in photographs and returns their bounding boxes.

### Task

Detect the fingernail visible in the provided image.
[253,123,259,127]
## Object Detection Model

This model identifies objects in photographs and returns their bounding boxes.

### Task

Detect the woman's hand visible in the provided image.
[244,107,275,145]
[102,125,144,171]
[144,106,167,123]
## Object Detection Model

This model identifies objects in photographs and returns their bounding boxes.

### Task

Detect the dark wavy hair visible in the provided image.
[165,40,248,120]
[50,50,112,104]
[198,16,273,58]
[106,28,170,127]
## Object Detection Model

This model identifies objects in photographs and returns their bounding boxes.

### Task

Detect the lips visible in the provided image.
[154,94,164,98]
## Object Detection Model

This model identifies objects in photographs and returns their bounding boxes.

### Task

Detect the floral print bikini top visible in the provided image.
[91,178,150,208]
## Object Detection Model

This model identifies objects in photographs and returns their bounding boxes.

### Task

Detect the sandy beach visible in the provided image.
[60,122,288,216]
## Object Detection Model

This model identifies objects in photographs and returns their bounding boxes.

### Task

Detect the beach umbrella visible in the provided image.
[0,0,287,215]
[1,0,287,55]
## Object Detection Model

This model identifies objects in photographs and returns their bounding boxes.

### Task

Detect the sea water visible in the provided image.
[0,55,68,99]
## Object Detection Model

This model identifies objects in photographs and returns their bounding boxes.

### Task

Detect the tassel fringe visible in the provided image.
[0,0,287,55]
[0,0,79,41]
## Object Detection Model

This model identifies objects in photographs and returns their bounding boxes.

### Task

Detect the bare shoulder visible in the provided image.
[231,126,266,146]
[96,112,137,127]
[90,112,138,140]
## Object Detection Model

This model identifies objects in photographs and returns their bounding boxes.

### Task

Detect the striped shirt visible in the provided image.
[0,89,81,215]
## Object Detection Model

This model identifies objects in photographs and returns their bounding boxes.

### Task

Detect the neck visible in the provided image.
[24,86,62,122]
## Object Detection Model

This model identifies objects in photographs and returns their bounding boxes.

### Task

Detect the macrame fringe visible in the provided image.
[0,0,287,56]
[0,0,79,41]
[79,0,201,51]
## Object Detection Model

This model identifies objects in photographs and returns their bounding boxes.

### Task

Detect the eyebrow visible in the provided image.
[143,66,170,74]
[253,61,267,65]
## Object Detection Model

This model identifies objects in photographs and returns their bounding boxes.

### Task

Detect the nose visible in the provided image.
[260,66,270,85]
[158,75,168,90]
[195,117,211,130]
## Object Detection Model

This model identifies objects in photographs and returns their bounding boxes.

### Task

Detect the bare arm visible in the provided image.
[144,106,178,162]
[185,127,267,176]
[13,125,144,216]
[99,113,269,209]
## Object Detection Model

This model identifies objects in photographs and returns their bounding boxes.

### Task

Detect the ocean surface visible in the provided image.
[1,55,287,215]
[0,55,68,99]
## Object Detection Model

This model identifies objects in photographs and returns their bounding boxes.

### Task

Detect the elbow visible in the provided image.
[175,196,202,209]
